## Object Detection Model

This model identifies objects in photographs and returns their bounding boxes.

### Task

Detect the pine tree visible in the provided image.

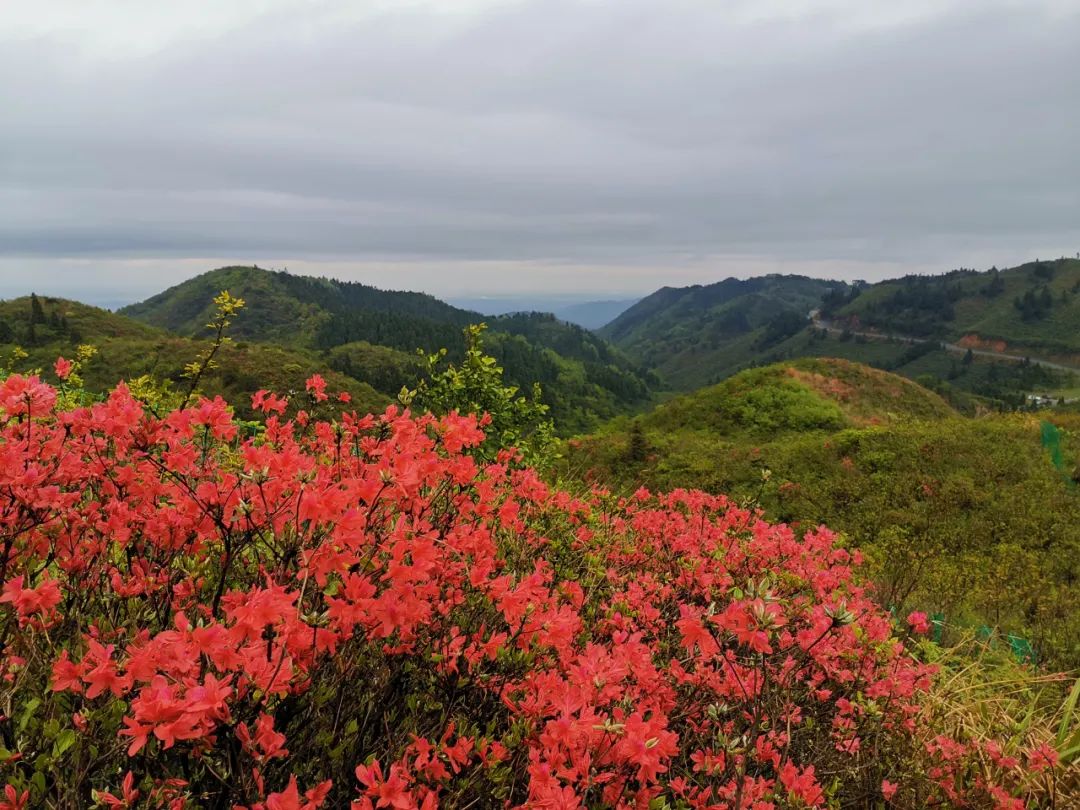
[1039,286,1053,311]
[626,422,649,463]
[30,293,45,324]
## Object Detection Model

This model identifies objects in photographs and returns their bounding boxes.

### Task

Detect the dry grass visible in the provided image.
[916,634,1080,805]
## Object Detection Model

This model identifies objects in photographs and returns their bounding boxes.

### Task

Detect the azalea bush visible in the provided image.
[0,369,1072,808]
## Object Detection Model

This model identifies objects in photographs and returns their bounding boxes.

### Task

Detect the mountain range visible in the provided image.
[2,257,1078,429]
[0,267,655,432]
[597,257,1080,406]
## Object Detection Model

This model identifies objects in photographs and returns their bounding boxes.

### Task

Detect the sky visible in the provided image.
[2,0,1078,306]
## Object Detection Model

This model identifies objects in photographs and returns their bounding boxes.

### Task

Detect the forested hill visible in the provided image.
[824,257,1080,355]
[0,295,388,418]
[598,275,839,388]
[119,266,655,433]
[596,259,1080,403]
[120,266,475,347]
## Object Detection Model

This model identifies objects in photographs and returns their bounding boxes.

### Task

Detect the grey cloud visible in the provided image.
[1,0,1078,293]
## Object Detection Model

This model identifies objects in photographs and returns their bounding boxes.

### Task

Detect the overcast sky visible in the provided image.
[2,0,1078,306]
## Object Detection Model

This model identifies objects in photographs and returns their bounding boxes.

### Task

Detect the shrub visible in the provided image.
[0,372,1070,807]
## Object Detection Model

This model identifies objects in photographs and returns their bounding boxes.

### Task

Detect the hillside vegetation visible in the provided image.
[0,295,388,418]
[633,357,956,437]
[740,325,1074,412]
[562,358,1080,668]
[829,257,1080,355]
[599,275,836,388]
[121,267,655,433]
[597,260,1080,409]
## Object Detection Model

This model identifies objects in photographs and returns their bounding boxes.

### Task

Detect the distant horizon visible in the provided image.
[4,248,1080,310]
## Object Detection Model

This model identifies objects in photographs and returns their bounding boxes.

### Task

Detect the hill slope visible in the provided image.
[599,275,838,388]
[120,267,655,433]
[561,358,1080,667]
[828,257,1080,357]
[0,295,388,418]
[631,357,955,439]
[601,260,1080,405]
[121,266,473,348]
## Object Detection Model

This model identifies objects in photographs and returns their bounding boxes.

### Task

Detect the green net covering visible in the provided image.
[1041,420,1064,471]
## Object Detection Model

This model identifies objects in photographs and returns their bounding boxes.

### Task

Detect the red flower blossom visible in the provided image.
[907,611,931,635]
[0,374,1060,808]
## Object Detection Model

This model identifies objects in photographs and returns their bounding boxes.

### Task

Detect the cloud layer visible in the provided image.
[2,0,1078,299]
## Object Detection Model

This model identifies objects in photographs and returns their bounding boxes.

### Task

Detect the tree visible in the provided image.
[409,323,554,465]
[983,268,1005,298]
[962,348,974,365]
[626,421,649,463]
[1039,286,1054,311]
[180,290,246,409]
[29,293,45,324]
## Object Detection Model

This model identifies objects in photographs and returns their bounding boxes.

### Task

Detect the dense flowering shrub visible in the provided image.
[0,373,1070,807]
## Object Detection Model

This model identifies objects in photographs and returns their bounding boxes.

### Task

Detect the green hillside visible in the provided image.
[561,358,1080,667]
[599,261,1080,406]
[121,267,654,433]
[829,258,1080,355]
[633,357,955,438]
[120,265,472,346]
[598,275,839,388]
[740,326,1074,412]
[582,357,956,450]
[0,295,388,418]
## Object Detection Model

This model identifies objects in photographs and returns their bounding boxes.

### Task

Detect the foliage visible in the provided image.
[326,342,426,398]
[180,290,246,409]
[408,324,554,465]
[0,372,1071,807]
[599,275,834,390]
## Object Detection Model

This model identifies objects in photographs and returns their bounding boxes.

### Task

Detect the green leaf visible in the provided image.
[54,729,77,757]
[1056,677,1080,748]
[18,698,41,734]
[30,771,46,799]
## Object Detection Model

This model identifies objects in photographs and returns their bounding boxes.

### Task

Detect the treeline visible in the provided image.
[824,259,1080,342]
[0,294,83,347]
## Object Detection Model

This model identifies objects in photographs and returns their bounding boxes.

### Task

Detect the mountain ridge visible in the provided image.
[118,266,656,433]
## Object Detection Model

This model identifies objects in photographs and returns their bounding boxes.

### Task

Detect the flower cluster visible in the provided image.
[0,372,1067,807]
